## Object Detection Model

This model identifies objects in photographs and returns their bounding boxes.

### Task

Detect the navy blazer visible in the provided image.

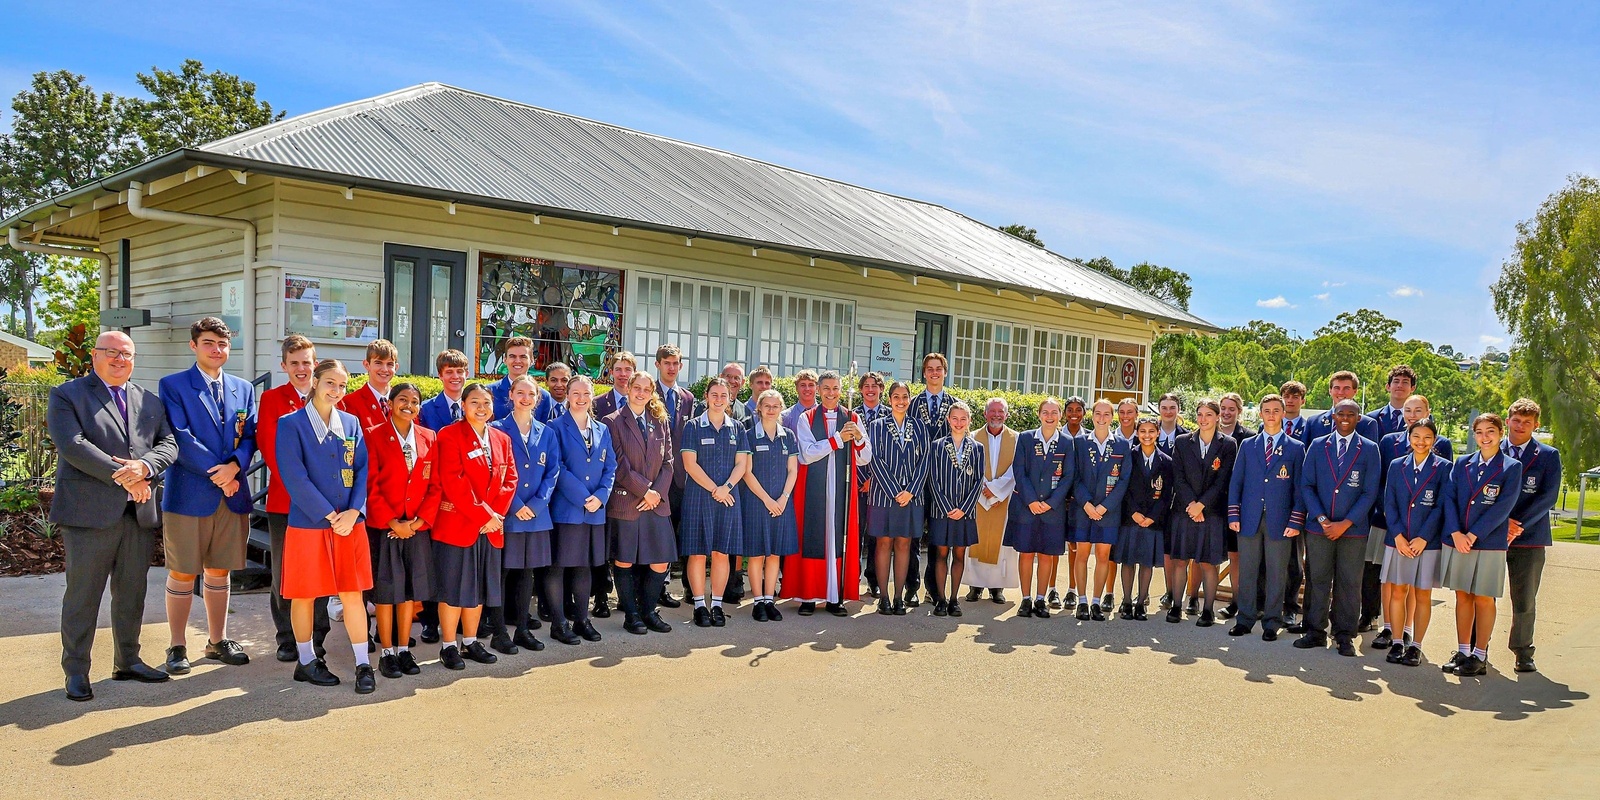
[907,390,955,442]
[1372,430,1454,529]
[1367,404,1407,438]
[1074,433,1131,535]
[1227,430,1306,539]
[866,414,930,508]
[1507,439,1562,548]
[275,409,368,530]
[1444,451,1524,551]
[1304,410,1381,445]
[492,415,561,532]
[549,413,616,525]
[490,376,556,424]
[1012,427,1076,516]
[1222,424,1257,447]
[656,382,694,487]
[418,392,462,434]
[159,364,257,517]
[1301,433,1383,537]
[1382,453,1452,549]
[1283,415,1308,444]
[1123,448,1174,531]
[1173,432,1237,520]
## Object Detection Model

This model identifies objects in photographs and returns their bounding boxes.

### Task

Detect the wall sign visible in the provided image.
[869,336,901,378]
[283,274,382,343]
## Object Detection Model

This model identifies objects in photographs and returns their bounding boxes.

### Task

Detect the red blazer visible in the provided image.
[338,383,389,432]
[258,383,307,514]
[364,421,441,532]
[431,421,518,548]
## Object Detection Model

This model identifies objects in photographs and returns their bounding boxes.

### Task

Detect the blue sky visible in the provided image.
[6,1,1598,353]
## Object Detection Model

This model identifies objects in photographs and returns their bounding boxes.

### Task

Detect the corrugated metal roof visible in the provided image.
[3,82,1213,330]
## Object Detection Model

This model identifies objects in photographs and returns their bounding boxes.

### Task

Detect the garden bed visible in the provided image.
[0,488,166,577]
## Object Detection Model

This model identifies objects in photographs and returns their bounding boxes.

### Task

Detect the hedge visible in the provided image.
[346,374,612,400]
[689,374,1060,431]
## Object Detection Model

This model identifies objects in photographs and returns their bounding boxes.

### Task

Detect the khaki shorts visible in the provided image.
[163,500,248,574]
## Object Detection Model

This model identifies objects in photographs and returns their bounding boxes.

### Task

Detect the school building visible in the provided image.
[2,83,1216,403]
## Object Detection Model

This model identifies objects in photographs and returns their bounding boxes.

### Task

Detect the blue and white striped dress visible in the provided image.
[866,413,929,539]
[738,422,800,557]
[678,414,750,556]
[927,435,985,548]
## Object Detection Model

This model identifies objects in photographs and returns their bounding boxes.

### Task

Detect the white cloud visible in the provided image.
[1390,285,1424,298]
[1479,334,1505,346]
[1313,292,1331,301]
[1257,295,1296,309]
[1322,281,1346,288]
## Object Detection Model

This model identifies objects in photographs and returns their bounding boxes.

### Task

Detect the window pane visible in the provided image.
[390,258,414,373]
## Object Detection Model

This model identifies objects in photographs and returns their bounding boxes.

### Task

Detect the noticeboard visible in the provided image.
[283,274,382,343]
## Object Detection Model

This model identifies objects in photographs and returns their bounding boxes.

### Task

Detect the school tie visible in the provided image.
[637,414,648,440]
[551,403,565,420]
[664,388,677,421]
[451,401,462,422]
[379,395,390,418]
[1507,444,1521,461]
[108,385,128,426]
[1337,437,1348,462]
[402,441,415,470]
[209,379,224,421]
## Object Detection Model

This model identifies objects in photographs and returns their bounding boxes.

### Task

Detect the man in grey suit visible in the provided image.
[47,331,179,701]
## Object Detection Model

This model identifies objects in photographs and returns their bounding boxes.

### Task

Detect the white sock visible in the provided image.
[694,598,707,609]
[710,598,722,609]
[1035,595,1045,603]
[1381,622,1392,632]
[1472,647,1487,660]
[381,647,394,657]
[1458,643,1471,656]
[296,640,316,665]
[1402,626,1414,643]
[397,644,409,653]
[353,642,370,667]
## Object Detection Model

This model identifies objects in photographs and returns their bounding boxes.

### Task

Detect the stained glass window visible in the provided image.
[476,252,623,381]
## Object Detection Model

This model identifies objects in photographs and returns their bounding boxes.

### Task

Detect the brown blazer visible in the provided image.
[603,404,674,521]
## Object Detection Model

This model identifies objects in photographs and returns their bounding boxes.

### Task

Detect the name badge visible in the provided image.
[701,438,716,445]
[467,448,485,460]
[756,444,769,452]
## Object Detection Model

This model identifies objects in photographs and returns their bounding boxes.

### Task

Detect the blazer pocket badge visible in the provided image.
[1523,476,1538,493]
[1483,484,1500,502]
[1210,457,1221,471]
[1277,464,1290,480]
[538,452,547,465]
[341,469,354,488]
[234,410,247,448]
[1347,470,1361,487]
[344,439,356,466]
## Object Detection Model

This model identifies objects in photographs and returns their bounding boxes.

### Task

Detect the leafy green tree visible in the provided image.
[999,224,1043,247]
[38,254,100,343]
[1492,173,1600,480]
[124,59,283,160]
[1314,308,1403,345]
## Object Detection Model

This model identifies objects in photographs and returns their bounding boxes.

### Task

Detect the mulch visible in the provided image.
[0,490,166,577]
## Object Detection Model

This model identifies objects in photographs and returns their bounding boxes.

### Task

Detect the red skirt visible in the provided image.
[281,523,374,598]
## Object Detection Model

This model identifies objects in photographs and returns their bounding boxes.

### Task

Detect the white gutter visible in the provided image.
[125,181,258,376]
[6,227,113,327]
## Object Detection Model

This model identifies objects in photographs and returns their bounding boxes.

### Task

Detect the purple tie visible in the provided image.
[110,385,128,425]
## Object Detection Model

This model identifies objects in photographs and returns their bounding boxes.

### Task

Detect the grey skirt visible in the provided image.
[372,530,434,605]
[1365,527,1389,565]
[552,523,607,568]
[501,529,553,571]
[1440,548,1507,597]
[1379,545,1440,590]
[431,535,503,609]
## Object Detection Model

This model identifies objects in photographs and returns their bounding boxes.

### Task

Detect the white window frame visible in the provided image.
[954,314,1094,397]
[758,289,855,376]
[629,273,755,383]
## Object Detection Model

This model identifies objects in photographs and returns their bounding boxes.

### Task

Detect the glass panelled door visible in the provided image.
[384,243,467,374]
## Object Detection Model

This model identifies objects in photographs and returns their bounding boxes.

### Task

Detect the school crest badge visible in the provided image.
[1484,484,1500,502]
[1110,463,1120,478]
[1276,464,1290,480]
[421,463,431,481]
[234,410,247,448]
[538,452,547,466]
[1347,470,1361,487]
[1524,476,1538,492]
[341,469,354,488]
[1421,488,1435,505]
[1211,457,1222,471]
[343,439,356,466]
[1152,476,1163,499]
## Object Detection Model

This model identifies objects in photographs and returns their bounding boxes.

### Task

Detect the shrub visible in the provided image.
[345,374,610,401]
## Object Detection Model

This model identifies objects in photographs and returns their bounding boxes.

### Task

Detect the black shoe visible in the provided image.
[368,637,377,654]
[645,612,673,633]
[1442,651,1466,673]
[827,602,849,617]
[991,589,1005,603]
[764,601,783,622]
[1287,621,1309,635]
[1017,598,1034,618]
[623,613,648,634]
[933,600,948,617]
[1033,601,1051,620]
[1515,654,1538,673]
[275,643,297,663]
[378,654,403,679]
[1218,603,1237,620]
[798,602,816,616]
[1228,623,1252,637]
[1165,606,1183,624]
[396,650,421,675]
[204,639,250,666]
[111,662,171,683]
[1401,645,1423,667]
[489,633,519,655]
[1101,592,1114,609]
[1159,591,1173,610]
[440,645,466,670]
[965,587,982,602]
[552,623,581,645]
[886,600,903,616]
[513,629,546,651]
[1357,616,1376,633]
[420,623,441,644]
[164,645,191,675]
[1118,602,1134,620]
[354,664,376,694]
[1371,629,1394,650]
[658,590,682,609]
[1185,597,1200,616]
[1336,638,1357,657]
[1293,633,1327,650]
[1455,654,1487,677]
[525,615,542,631]
[1385,642,1406,664]
[867,585,882,599]
[947,599,963,617]
[1262,628,1279,642]
[1090,603,1106,622]
[463,641,498,664]
[694,607,713,628]
[1196,610,1215,628]
[754,602,770,622]
[905,594,921,609]
[65,674,93,702]
[294,658,340,686]
[592,598,612,619]
[538,605,553,622]
[710,607,727,627]
[1133,605,1149,622]
[1052,589,1066,609]
[576,619,603,641]
[1075,603,1090,621]
[1282,611,1300,628]
[877,598,893,616]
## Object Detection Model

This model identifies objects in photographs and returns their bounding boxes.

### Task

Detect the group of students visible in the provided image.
[47,318,1561,702]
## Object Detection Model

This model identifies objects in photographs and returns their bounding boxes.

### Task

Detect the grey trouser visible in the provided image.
[1506,546,1546,657]
[1305,533,1365,640]
[1237,521,1293,631]
[61,513,153,676]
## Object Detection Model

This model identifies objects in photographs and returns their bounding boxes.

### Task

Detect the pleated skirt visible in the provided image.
[372,529,434,604]
[609,515,678,565]
[928,516,978,548]
[552,522,607,568]
[1112,523,1164,568]
[431,535,502,608]
[1169,516,1227,565]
